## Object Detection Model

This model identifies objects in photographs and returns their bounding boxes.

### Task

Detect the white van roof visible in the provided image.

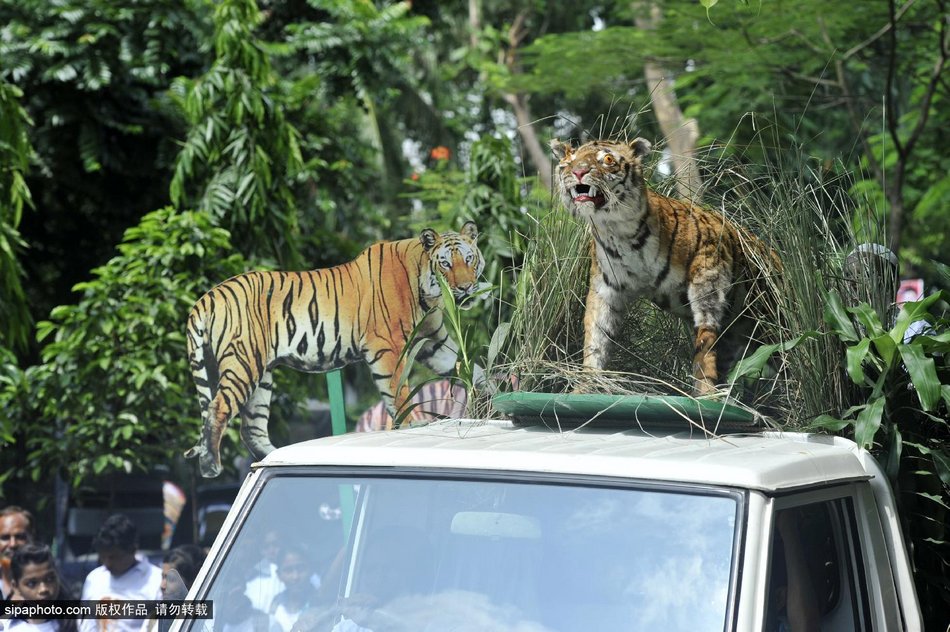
[259,419,871,493]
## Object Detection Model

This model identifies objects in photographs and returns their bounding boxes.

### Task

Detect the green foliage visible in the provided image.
[852,110,950,283]
[0,0,208,91]
[814,289,950,622]
[286,0,438,203]
[0,79,33,350]
[0,208,248,489]
[278,73,395,263]
[0,0,212,323]
[814,290,949,448]
[515,27,648,99]
[169,0,303,267]
[287,0,428,103]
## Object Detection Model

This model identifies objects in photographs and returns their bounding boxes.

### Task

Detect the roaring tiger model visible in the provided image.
[550,137,781,396]
[184,222,484,477]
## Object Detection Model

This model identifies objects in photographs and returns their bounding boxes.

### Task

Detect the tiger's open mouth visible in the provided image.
[570,184,606,208]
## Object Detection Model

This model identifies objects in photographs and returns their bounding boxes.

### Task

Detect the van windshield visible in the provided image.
[192,473,738,632]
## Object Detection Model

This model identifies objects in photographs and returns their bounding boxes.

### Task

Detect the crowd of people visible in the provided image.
[1,505,206,632]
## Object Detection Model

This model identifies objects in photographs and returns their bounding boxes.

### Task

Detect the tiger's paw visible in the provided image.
[198,455,222,478]
[690,382,730,402]
[184,444,222,478]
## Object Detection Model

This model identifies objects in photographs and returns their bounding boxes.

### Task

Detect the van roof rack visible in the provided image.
[491,392,761,433]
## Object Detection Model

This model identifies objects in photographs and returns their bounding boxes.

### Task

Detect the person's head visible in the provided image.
[11,544,60,601]
[0,506,35,562]
[261,529,281,565]
[176,544,207,570]
[276,545,310,597]
[161,547,200,598]
[92,514,138,577]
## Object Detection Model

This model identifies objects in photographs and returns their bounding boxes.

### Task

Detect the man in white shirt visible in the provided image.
[79,514,162,632]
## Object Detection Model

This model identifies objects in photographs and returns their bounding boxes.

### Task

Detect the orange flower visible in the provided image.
[410,172,420,181]
[430,146,451,161]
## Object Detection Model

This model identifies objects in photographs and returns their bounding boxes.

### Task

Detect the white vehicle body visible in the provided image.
[180,418,922,632]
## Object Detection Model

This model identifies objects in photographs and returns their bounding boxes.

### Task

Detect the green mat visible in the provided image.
[492,392,757,430]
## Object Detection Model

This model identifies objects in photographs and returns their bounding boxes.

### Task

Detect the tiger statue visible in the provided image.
[184,222,484,477]
[550,137,781,396]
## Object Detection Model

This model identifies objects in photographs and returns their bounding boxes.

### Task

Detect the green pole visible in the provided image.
[327,369,346,436]
[326,369,354,537]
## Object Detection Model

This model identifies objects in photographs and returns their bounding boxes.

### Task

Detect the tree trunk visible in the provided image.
[468,0,479,50]
[495,10,552,192]
[634,3,703,201]
[503,92,552,191]
[887,180,906,255]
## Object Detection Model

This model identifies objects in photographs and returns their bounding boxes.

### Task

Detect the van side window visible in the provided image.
[765,498,871,631]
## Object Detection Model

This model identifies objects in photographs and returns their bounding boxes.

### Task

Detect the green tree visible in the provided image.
[170,0,304,267]
[0,0,212,324]
[816,290,950,626]
[0,208,247,489]
[285,0,439,208]
[0,79,33,351]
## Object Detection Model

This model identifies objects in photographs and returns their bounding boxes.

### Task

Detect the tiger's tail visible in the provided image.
[183,298,223,477]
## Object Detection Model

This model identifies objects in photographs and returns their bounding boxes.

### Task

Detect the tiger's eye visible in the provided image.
[603,154,615,165]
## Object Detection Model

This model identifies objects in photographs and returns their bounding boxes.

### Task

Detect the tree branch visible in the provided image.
[501,9,551,191]
[885,0,904,160]
[818,17,884,182]
[900,0,948,159]
[842,0,919,60]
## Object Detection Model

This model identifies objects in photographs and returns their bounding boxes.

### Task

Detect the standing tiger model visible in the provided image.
[184,222,484,477]
[550,137,781,396]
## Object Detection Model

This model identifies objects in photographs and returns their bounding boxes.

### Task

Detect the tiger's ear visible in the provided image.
[549,138,572,161]
[420,228,438,251]
[460,221,478,242]
[630,137,653,158]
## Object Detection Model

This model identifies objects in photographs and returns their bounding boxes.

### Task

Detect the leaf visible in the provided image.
[486,321,510,369]
[848,303,885,339]
[727,331,818,383]
[915,330,950,355]
[931,449,950,486]
[854,397,885,449]
[890,290,945,344]
[898,344,941,411]
[844,339,870,384]
[916,492,950,511]
[906,442,950,486]
[869,332,897,367]
[809,414,851,432]
[93,456,109,474]
[436,274,459,330]
[823,291,858,342]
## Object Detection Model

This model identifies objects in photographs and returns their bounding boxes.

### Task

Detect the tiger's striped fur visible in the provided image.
[550,137,780,396]
[184,222,484,477]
